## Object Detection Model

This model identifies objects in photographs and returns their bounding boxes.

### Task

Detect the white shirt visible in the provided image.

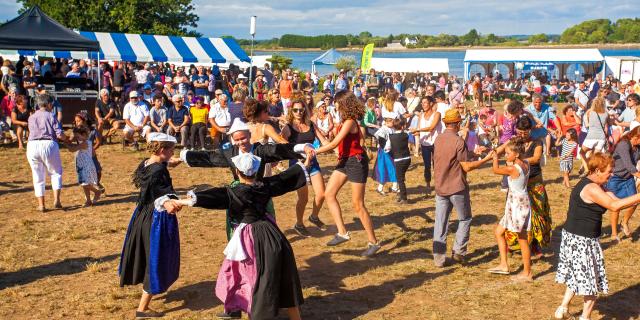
[436,102,451,131]
[328,105,341,124]
[208,103,231,127]
[123,101,149,126]
[135,69,150,84]
[392,101,407,116]
[574,89,589,108]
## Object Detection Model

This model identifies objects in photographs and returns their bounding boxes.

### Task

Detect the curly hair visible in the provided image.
[147,141,175,154]
[243,98,268,122]
[334,90,364,120]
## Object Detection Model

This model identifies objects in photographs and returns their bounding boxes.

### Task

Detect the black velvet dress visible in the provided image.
[191,163,308,319]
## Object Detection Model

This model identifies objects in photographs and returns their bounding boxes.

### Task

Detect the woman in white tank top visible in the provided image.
[409,96,441,195]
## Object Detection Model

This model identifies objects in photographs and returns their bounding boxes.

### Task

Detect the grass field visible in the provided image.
[0,136,639,319]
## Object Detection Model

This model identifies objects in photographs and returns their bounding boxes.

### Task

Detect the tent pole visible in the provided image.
[248,34,255,98]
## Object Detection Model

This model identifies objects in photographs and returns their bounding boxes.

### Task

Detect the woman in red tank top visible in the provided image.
[316,91,380,257]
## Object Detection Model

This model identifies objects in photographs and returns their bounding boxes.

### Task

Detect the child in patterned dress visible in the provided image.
[488,138,533,281]
[67,126,101,206]
[557,128,579,188]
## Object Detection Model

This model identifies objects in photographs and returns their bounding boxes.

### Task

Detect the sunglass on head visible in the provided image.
[292,108,305,113]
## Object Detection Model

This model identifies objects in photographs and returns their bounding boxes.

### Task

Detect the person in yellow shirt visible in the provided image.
[189,96,209,150]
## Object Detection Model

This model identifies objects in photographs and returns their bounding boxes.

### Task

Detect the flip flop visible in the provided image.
[488,267,510,275]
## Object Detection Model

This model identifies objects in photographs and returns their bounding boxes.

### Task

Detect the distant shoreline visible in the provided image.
[251,43,640,52]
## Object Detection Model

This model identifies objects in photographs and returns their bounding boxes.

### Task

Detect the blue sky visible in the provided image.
[1,0,637,39]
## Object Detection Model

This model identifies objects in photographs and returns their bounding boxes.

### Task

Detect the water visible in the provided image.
[256,48,640,78]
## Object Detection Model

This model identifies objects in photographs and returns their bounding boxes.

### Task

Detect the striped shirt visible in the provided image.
[560,139,578,162]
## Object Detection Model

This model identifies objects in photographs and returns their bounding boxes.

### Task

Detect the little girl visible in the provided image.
[557,128,578,188]
[386,118,411,203]
[488,138,533,282]
[373,111,399,195]
[67,126,101,206]
[119,132,184,318]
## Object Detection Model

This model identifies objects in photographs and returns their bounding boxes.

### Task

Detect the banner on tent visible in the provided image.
[522,62,555,71]
[361,43,374,72]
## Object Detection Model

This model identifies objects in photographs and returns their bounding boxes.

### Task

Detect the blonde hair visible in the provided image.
[591,97,606,113]
[286,98,310,125]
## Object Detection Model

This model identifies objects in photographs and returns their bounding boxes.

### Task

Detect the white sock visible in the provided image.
[392,182,398,190]
[377,184,383,192]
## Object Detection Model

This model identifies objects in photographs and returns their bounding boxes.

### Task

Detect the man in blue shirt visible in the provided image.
[166,94,191,147]
[191,66,209,100]
[527,93,561,155]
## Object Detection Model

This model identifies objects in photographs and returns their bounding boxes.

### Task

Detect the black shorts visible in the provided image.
[335,154,369,183]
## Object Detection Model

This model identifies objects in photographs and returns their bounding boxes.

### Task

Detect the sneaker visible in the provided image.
[293,223,311,237]
[97,183,106,193]
[201,147,207,151]
[216,311,242,319]
[308,215,327,230]
[361,242,381,257]
[452,253,467,265]
[390,187,399,193]
[136,309,164,319]
[326,232,350,246]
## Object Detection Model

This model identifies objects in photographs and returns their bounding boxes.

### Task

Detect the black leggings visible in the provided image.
[394,158,411,200]
[190,122,207,149]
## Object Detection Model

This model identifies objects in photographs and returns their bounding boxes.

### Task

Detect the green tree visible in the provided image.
[359,31,372,39]
[460,29,479,46]
[334,56,357,73]
[560,19,612,44]
[528,33,549,44]
[18,0,200,36]
[266,54,293,71]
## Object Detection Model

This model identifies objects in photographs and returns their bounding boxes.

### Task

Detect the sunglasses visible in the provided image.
[292,108,305,113]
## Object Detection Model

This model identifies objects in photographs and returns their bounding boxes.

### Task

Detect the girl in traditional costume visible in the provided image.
[119,132,183,319]
[181,152,311,319]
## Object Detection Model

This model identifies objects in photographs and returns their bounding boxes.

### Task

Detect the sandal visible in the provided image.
[488,267,510,275]
[510,274,534,283]
[554,306,574,320]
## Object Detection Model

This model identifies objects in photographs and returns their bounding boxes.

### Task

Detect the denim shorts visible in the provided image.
[335,154,369,183]
[290,158,321,177]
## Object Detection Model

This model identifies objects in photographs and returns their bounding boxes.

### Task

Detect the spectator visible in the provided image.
[65,63,82,78]
[11,95,31,149]
[149,95,168,133]
[252,70,269,101]
[94,88,122,139]
[1,85,17,141]
[189,96,208,150]
[122,91,151,150]
[26,93,68,211]
[192,66,209,103]
[208,93,231,147]
[166,94,190,147]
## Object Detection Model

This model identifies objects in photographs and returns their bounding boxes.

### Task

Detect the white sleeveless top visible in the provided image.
[316,115,330,132]
[418,111,441,146]
[508,163,529,196]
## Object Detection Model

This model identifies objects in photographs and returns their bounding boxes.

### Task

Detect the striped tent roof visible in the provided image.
[8,31,250,64]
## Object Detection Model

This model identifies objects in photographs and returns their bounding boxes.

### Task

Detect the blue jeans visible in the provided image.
[421,145,434,184]
[433,189,472,259]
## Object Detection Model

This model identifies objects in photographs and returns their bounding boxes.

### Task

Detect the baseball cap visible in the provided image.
[129,91,139,98]
[36,84,46,90]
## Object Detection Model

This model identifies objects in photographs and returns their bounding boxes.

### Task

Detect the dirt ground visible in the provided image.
[0,138,639,320]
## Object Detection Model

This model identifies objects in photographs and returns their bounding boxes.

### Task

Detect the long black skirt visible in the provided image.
[119,205,180,294]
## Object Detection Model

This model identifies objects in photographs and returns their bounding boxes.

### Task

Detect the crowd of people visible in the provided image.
[3,55,640,320]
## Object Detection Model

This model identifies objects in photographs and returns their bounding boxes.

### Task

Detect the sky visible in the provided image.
[1,0,637,39]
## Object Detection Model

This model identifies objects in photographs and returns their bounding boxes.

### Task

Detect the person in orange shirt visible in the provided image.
[279,69,294,112]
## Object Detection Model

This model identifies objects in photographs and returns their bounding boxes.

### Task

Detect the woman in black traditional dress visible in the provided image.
[119,132,184,319]
[181,152,311,320]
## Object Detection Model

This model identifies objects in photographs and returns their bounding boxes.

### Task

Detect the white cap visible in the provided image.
[148,132,177,143]
[228,118,250,135]
[231,153,261,176]
[129,91,139,98]
[237,74,247,79]
[315,101,326,108]
[172,94,183,102]
[381,108,399,119]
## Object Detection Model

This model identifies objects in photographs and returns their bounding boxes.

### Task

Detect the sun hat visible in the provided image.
[148,132,177,143]
[228,118,250,135]
[442,109,462,124]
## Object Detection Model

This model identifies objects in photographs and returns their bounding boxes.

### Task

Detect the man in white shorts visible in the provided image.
[122,91,151,150]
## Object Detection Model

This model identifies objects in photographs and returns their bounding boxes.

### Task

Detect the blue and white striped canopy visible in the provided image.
[5,31,250,64]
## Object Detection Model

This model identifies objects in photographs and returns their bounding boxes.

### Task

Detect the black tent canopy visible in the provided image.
[0,6,99,51]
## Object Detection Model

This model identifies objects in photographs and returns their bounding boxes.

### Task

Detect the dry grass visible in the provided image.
[0,130,639,319]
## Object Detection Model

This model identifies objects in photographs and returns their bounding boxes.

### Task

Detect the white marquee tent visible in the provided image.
[369,57,449,74]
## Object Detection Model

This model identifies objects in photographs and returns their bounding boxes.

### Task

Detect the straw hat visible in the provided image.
[442,109,462,124]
